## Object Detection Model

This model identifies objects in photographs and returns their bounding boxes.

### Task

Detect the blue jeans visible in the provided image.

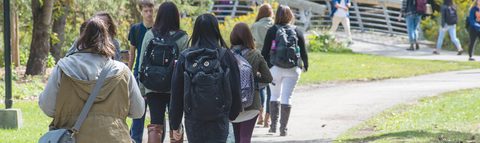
[436,24,461,49]
[185,113,229,142]
[260,87,266,108]
[406,16,422,42]
[265,86,271,114]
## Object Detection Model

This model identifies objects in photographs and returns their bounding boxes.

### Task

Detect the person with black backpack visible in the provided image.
[434,0,463,55]
[169,13,242,142]
[261,5,309,136]
[399,0,427,51]
[137,2,189,142]
[230,22,273,143]
[467,0,480,61]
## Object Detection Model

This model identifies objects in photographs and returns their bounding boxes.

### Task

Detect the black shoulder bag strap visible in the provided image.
[71,60,115,134]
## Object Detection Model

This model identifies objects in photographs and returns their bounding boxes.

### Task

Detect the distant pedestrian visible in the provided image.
[230,22,273,143]
[330,0,354,44]
[434,0,463,55]
[169,13,242,142]
[467,0,480,61]
[39,18,145,142]
[261,5,309,136]
[399,0,427,51]
[250,3,274,127]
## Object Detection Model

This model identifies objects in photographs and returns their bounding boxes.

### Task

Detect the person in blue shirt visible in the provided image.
[330,0,353,44]
[467,0,480,61]
[127,1,155,143]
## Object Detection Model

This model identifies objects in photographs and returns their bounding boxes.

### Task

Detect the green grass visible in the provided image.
[299,52,480,85]
[336,89,480,142]
[0,101,150,143]
[0,75,46,100]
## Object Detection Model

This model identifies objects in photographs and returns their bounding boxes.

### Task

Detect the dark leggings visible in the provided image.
[468,27,480,58]
[232,115,258,143]
[146,93,170,125]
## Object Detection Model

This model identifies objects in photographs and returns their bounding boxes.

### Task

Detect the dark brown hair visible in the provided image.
[230,23,255,50]
[274,5,294,25]
[139,0,154,10]
[94,11,117,38]
[255,4,273,22]
[152,1,182,38]
[76,18,115,58]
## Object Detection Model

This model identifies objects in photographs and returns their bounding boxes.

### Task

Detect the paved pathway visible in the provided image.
[146,31,480,143]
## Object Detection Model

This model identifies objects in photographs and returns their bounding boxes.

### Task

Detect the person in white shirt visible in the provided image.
[330,0,354,44]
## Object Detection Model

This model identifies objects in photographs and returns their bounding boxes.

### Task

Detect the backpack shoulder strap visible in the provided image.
[218,47,228,61]
[134,23,142,46]
[152,30,160,38]
[274,25,282,30]
[172,31,187,41]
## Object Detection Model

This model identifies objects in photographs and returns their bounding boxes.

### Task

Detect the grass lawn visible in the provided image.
[0,101,150,143]
[299,52,480,85]
[336,88,480,142]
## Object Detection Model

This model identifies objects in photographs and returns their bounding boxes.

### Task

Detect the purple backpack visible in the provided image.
[232,49,255,108]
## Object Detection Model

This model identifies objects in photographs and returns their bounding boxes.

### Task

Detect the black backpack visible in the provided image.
[445,6,458,25]
[270,25,301,68]
[139,31,186,92]
[181,47,232,121]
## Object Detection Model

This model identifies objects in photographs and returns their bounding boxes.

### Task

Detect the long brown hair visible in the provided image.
[94,11,117,38]
[76,18,115,58]
[274,5,294,25]
[230,22,255,50]
[255,3,273,22]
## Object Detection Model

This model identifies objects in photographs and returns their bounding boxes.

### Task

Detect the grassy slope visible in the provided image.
[299,52,480,85]
[337,89,480,142]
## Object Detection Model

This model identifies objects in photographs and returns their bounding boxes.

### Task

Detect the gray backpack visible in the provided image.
[270,25,301,68]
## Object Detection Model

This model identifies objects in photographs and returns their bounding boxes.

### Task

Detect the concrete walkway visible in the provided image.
[346,31,479,62]
[250,69,480,142]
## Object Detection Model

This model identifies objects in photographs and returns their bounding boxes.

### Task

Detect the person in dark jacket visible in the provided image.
[261,5,309,136]
[467,0,480,61]
[169,13,242,142]
[230,22,273,143]
[399,0,424,51]
[434,0,463,55]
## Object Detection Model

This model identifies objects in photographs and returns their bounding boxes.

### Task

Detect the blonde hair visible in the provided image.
[469,0,479,16]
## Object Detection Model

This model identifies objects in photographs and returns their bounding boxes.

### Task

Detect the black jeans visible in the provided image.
[184,113,229,143]
[146,92,170,125]
[468,27,480,58]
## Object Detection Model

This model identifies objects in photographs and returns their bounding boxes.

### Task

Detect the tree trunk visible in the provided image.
[26,0,55,75]
[128,0,142,24]
[50,1,70,62]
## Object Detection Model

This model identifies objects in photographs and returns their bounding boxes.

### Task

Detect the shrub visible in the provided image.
[307,30,351,53]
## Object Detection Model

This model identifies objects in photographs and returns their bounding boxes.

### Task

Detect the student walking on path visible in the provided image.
[467,0,480,61]
[434,0,463,55]
[261,5,309,136]
[137,2,189,142]
[38,18,145,142]
[169,13,242,142]
[399,0,426,51]
[329,0,354,44]
[250,3,274,127]
[127,1,155,142]
[230,22,273,143]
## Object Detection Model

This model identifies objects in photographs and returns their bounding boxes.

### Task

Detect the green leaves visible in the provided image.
[307,30,351,53]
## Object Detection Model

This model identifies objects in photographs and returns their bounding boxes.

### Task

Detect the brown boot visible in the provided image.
[147,124,163,143]
[264,113,270,128]
[169,129,183,143]
[268,101,280,133]
[279,104,292,136]
[257,107,264,125]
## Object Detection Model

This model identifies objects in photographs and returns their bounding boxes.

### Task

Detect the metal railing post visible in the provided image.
[352,1,365,32]
[381,1,395,36]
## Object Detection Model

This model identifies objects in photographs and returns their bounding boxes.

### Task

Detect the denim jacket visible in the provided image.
[330,0,351,18]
